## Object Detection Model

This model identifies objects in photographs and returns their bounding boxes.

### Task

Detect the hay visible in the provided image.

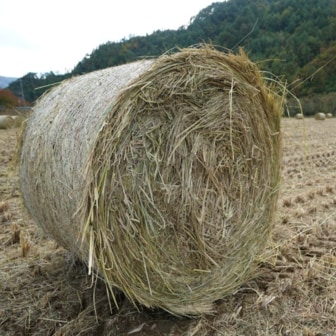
[19,46,283,316]
[326,113,333,118]
[12,115,25,127]
[0,115,14,129]
[295,113,304,119]
[315,112,326,120]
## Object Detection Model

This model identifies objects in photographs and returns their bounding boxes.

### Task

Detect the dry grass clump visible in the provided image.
[0,115,14,129]
[19,46,283,316]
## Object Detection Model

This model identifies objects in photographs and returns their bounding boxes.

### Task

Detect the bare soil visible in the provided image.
[1,118,335,336]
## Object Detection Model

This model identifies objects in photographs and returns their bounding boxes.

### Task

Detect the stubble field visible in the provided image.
[0,118,335,335]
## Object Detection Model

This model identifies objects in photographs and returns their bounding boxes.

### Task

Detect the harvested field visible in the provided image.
[1,118,336,335]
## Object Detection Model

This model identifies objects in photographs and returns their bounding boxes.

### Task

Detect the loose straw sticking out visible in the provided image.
[20,46,283,316]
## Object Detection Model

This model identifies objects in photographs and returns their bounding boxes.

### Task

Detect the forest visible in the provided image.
[4,0,336,115]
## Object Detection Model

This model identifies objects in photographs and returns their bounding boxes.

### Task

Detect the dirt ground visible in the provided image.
[1,118,335,336]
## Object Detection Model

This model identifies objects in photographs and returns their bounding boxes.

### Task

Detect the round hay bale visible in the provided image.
[11,115,25,127]
[0,115,14,129]
[326,113,333,118]
[295,113,303,119]
[19,47,283,316]
[315,112,326,120]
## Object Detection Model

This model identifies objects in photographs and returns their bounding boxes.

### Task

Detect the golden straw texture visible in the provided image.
[20,46,283,316]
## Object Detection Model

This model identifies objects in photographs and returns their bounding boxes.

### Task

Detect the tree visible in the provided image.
[0,89,26,108]
[6,0,336,102]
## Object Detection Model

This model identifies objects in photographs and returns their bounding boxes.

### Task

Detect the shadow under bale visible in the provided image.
[19,46,283,316]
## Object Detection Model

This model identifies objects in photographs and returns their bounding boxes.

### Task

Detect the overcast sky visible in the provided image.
[0,0,216,78]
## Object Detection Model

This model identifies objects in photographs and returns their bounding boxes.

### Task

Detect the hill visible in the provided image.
[0,76,17,89]
[72,0,336,95]
[7,0,336,110]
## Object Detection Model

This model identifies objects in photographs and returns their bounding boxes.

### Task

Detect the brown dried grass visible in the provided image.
[19,46,283,316]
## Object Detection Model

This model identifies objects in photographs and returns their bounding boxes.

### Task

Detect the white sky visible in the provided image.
[0,0,216,78]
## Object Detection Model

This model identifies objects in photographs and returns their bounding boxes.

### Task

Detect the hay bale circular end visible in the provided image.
[20,47,283,316]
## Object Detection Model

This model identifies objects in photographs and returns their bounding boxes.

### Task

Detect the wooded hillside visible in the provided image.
[7,0,336,111]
